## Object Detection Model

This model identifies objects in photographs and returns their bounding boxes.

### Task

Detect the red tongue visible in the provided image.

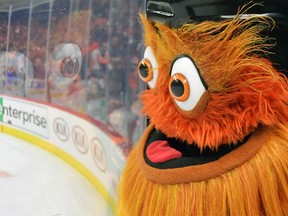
[146,140,183,163]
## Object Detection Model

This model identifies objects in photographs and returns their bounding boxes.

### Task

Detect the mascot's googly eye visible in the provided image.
[138,46,158,88]
[138,59,153,82]
[170,56,207,111]
[169,73,190,102]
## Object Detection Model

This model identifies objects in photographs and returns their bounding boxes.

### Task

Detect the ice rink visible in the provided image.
[0,132,113,216]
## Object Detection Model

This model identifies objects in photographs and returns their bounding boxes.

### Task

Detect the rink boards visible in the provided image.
[0,94,127,215]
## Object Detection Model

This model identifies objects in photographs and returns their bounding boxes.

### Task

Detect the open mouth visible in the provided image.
[144,128,251,169]
[138,124,266,184]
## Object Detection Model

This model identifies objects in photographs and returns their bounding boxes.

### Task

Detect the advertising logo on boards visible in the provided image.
[0,97,3,122]
[91,137,107,172]
[0,97,48,138]
[53,117,69,141]
[72,126,88,154]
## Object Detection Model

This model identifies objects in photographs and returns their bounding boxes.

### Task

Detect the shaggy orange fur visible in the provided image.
[117,125,288,215]
[117,5,288,216]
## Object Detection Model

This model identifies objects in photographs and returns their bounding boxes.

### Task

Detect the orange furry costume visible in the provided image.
[117,2,288,215]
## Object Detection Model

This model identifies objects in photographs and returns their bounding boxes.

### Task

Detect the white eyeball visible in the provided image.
[138,46,158,88]
[169,56,207,111]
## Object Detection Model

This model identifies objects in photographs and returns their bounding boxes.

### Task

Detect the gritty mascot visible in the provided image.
[117,0,288,215]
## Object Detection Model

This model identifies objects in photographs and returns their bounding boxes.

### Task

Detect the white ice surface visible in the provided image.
[0,132,113,216]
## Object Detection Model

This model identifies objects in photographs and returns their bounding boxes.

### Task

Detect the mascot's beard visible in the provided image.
[117,124,288,216]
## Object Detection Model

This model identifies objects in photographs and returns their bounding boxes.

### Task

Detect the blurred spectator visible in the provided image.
[90,42,112,78]
[33,57,45,79]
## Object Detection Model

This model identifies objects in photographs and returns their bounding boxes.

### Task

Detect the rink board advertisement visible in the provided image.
[0,97,49,138]
[0,95,126,213]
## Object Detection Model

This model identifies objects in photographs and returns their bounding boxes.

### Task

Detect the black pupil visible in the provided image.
[139,63,149,78]
[171,79,184,97]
